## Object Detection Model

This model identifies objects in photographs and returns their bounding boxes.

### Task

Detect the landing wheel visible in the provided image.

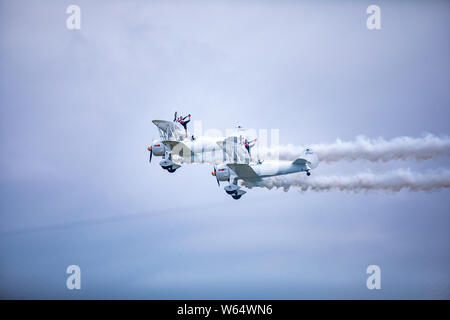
[231,194,242,200]
[167,168,176,173]
[225,189,236,195]
[306,171,311,176]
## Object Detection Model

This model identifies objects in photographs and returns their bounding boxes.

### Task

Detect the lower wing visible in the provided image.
[162,140,193,156]
[227,163,262,183]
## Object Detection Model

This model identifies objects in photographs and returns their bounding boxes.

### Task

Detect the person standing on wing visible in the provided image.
[177,114,191,137]
[244,138,257,162]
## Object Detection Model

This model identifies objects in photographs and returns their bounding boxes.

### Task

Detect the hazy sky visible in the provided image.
[0,0,449,299]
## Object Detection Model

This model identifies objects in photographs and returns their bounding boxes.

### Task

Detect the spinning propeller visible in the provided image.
[211,166,220,186]
[147,145,153,163]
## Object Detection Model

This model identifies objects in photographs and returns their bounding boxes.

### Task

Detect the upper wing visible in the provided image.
[152,120,185,141]
[227,163,262,182]
[216,136,249,164]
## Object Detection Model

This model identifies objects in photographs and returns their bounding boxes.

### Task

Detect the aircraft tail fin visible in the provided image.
[292,148,319,169]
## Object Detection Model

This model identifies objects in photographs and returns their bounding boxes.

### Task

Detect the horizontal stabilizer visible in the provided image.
[293,158,312,170]
[292,158,309,166]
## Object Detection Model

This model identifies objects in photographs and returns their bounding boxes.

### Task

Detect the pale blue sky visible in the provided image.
[0,0,449,299]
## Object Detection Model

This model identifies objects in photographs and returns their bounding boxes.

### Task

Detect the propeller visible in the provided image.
[211,165,220,186]
[147,145,153,163]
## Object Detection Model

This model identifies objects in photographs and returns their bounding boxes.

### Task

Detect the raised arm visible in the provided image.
[248,138,257,148]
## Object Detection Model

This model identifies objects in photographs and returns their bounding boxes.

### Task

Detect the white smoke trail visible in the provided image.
[257,134,450,163]
[244,169,450,193]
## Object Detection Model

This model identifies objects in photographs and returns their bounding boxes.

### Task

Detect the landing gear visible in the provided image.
[224,186,247,200]
[159,159,181,173]
[306,170,311,176]
[224,184,240,195]
[223,178,247,200]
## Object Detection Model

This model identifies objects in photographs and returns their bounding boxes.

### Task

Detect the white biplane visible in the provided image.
[148,119,227,172]
[147,115,318,199]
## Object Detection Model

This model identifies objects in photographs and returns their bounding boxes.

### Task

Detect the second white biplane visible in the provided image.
[211,137,318,199]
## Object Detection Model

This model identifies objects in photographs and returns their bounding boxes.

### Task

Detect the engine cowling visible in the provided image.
[151,140,165,156]
[214,164,230,182]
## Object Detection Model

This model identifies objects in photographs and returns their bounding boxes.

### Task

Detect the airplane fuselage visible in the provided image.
[250,161,308,178]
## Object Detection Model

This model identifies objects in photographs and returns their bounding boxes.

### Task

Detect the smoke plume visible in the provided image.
[245,169,450,193]
[257,134,450,163]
